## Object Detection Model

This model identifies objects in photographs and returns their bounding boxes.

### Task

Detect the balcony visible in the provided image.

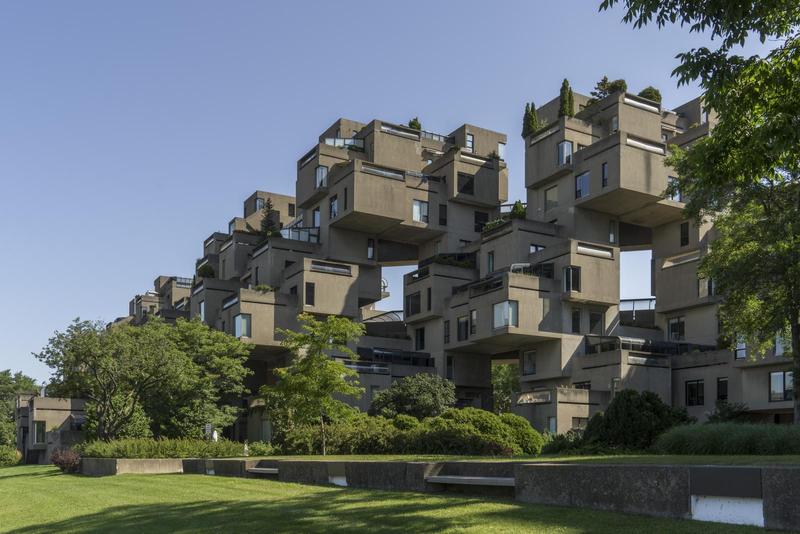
[280,226,320,243]
[343,361,390,375]
[323,137,365,151]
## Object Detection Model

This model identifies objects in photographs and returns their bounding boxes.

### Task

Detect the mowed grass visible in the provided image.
[0,465,764,534]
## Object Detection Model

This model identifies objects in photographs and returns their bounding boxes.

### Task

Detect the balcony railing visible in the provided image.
[420,130,454,144]
[343,361,390,375]
[356,347,435,368]
[174,277,193,288]
[280,226,320,243]
[584,335,717,356]
[323,137,365,151]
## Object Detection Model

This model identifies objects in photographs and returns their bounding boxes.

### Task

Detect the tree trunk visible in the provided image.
[792,319,800,424]
[320,415,326,456]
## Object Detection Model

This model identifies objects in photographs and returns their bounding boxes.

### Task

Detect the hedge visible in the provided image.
[0,445,21,467]
[654,423,800,455]
[76,438,247,458]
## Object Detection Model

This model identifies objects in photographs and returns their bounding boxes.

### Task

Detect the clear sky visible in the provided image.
[0,1,771,382]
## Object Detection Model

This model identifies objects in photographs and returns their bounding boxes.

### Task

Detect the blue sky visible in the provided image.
[0,1,771,382]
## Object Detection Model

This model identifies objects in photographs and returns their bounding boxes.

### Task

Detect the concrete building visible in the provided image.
[15,394,86,464]
[121,89,793,438]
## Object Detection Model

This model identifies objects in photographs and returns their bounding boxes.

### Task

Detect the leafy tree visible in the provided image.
[261,313,364,454]
[600,0,800,421]
[558,79,574,117]
[491,364,519,414]
[369,372,455,419]
[0,370,37,446]
[260,197,279,238]
[509,200,527,219]
[407,117,422,130]
[591,76,628,100]
[197,264,215,278]
[637,85,662,103]
[521,101,540,138]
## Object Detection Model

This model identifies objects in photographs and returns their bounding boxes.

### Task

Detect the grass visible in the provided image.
[0,465,764,533]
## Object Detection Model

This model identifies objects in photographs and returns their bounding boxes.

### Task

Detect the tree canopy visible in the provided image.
[407,117,422,130]
[521,102,540,138]
[558,79,574,117]
[0,370,37,446]
[369,372,455,419]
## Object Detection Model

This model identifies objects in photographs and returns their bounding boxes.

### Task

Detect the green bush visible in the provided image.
[425,408,520,455]
[0,445,21,467]
[655,423,800,455]
[541,429,584,455]
[247,441,277,456]
[405,417,515,456]
[370,373,456,419]
[283,415,399,455]
[583,390,694,451]
[75,438,245,458]
[637,86,662,103]
[499,412,543,454]
[706,400,750,423]
[392,414,419,430]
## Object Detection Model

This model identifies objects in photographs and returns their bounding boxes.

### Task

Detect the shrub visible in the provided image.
[706,400,750,423]
[655,423,800,455]
[370,373,456,419]
[197,264,215,278]
[75,438,245,458]
[0,445,21,467]
[247,441,277,456]
[51,448,81,473]
[425,408,520,455]
[509,200,526,219]
[541,429,585,455]
[283,414,398,455]
[253,284,274,293]
[408,117,422,130]
[583,390,694,451]
[637,86,662,103]
[392,414,419,431]
[482,218,508,233]
[499,413,543,454]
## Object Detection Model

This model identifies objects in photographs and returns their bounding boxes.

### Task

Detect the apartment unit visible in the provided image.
[15,393,86,464]
[121,88,793,438]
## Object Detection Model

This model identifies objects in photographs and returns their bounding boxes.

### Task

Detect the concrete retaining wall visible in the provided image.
[763,466,800,531]
[81,458,183,476]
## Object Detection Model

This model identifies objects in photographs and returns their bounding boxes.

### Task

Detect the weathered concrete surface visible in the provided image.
[276,460,330,485]
[81,458,118,477]
[116,459,183,475]
[762,466,800,531]
[438,462,517,478]
[181,459,206,474]
[515,463,691,519]
[690,466,762,499]
[209,459,258,477]
[344,461,411,490]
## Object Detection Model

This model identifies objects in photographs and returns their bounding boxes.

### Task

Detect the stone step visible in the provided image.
[425,475,515,487]
[247,467,279,475]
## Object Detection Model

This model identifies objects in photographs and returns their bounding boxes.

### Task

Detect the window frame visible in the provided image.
[717,377,728,402]
[769,371,794,402]
[571,308,581,334]
[492,300,519,329]
[474,211,489,232]
[329,194,338,219]
[315,165,328,188]
[458,172,475,195]
[470,309,477,335]
[34,421,46,445]
[556,140,573,165]
[412,199,429,223]
[465,133,474,153]
[601,162,608,187]
[685,379,705,406]
[234,313,252,338]
[414,327,426,351]
[563,266,581,293]
[680,221,690,247]
[405,291,421,316]
[544,185,559,212]
[305,282,315,306]
[668,316,685,341]
[367,238,375,260]
[438,203,448,226]
[457,316,469,341]
[575,171,590,199]
[522,350,536,375]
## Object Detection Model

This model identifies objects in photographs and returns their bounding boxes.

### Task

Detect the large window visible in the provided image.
[474,211,489,232]
[457,316,469,341]
[680,221,690,247]
[255,198,265,211]
[610,115,619,132]
[34,421,46,445]
[544,185,558,211]
[329,195,338,219]
[589,312,604,335]
[414,327,425,351]
[312,207,321,228]
[234,313,252,338]
[571,308,581,334]
[458,173,475,195]
[305,282,315,306]
[367,238,375,260]
[487,251,494,273]
[717,377,728,401]
[446,355,454,380]
[315,165,328,188]
[685,379,705,406]
[405,292,421,316]
[439,203,448,226]
[608,220,618,244]
[601,162,608,187]
[412,200,429,223]
[557,140,573,165]
[563,266,581,292]
[575,171,590,199]
[465,133,474,153]
[497,142,506,159]
[668,316,685,341]
[288,203,296,217]
[470,309,477,335]
[770,371,794,402]
[199,300,205,322]
[443,320,450,344]
[493,300,519,329]
[427,287,432,311]
[522,350,536,375]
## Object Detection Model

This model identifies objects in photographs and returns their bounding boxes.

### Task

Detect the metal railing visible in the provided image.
[619,298,656,320]
[343,361,390,375]
[279,226,320,243]
[420,130,454,144]
[174,277,193,288]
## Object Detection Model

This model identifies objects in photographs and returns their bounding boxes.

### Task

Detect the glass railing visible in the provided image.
[324,137,365,150]
[174,277,193,288]
[343,361,390,375]
[420,130,454,143]
[279,226,320,243]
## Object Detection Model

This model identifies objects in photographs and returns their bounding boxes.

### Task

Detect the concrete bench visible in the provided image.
[425,475,515,487]
[246,467,279,475]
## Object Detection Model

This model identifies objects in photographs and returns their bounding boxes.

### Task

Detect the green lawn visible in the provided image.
[0,465,764,534]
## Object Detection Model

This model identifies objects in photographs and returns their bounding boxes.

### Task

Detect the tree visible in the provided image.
[261,313,364,454]
[260,197,279,238]
[491,364,519,414]
[408,117,422,130]
[0,370,37,446]
[197,263,215,278]
[558,79,574,117]
[369,372,455,419]
[509,200,527,219]
[521,101,540,138]
[600,0,800,421]
[591,76,628,100]
[637,85,662,103]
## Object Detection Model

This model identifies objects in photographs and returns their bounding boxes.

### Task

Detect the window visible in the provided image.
[312,207,320,228]
[717,377,728,401]
[577,143,586,151]
[530,243,545,254]
[446,355,454,380]
[470,309,477,335]
[522,350,536,375]
[414,327,425,351]
[556,140,573,165]
[343,187,348,210]
[775,334,787,357]
[667,176,683,202]
[573,381,591,390]
[474,211,489,232]
[234,313,252,338]
[199,300,205,322]
[329,195,338,219]
[439,203,448,226]
[487,251,494,273]
[575,171,590,199]
[228,221,235,234]
[253,266,259,285]
[497,142,506,159]
[735,338,747,359]
[367,238,375,260]
[571,308,581,334]
[405,292,421,316]
[608,220,617,244]
[668,316,685,341]
[686,379,705,406]
[680,221,689,247]
[610,115,619,132]
[412,200,429,223]
[589,312,603,335]
[601,162,608,187]
[563,266,581,292]
[698,277,716,298]
[493,300,519,328]
[305,282,315,306]
[544,185,558,211]
[315,165,328,188]
[458,173,475,195]
[547,417,557,433]
[572,417,589,430]
[443,320,450,344]
[288,203,296,217]
[34,421,45,445]
[427,287,432,311]
[289,285,297,296]
[770,371,794,402]
[255,198,265,211]
[457,316,469,341]
[465,133,474,152]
